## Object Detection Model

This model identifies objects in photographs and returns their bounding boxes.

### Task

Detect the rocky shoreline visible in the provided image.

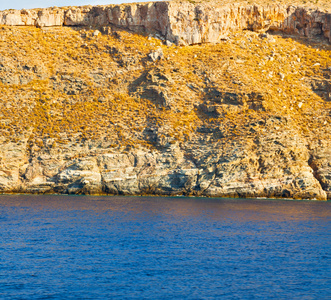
[0,1,330,200]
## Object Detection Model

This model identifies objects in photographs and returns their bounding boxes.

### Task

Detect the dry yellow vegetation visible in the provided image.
[0,25,330,150]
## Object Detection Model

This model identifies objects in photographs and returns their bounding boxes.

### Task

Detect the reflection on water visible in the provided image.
[1,194,330,220]
[0,195,330,299]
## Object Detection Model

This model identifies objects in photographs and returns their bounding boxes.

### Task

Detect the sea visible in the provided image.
[0,195,330,299]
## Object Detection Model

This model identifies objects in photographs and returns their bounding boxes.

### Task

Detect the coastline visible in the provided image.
[0,1,330,201]
[1,192,329,201]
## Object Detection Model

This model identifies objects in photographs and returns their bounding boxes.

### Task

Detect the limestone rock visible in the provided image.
[148,47,164,61]
[0,2,330,44]
[93,30,100,37]
[55,159,102,194]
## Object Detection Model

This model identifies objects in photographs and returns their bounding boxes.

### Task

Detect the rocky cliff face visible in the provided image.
[167,2,331,45]
[0,1,330,45]
[0,1,331,200]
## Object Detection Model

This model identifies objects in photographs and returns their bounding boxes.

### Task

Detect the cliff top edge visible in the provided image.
[0,0,330,12]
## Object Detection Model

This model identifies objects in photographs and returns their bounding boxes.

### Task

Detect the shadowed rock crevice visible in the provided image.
[129,68,174,109]
[309,68,331,102]
[308,154,331,200]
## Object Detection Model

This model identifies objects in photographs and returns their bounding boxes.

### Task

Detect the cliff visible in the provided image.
[0,0,330,45]
[0,0,330,200]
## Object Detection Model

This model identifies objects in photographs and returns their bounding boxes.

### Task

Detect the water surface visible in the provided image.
[0,195,330,299]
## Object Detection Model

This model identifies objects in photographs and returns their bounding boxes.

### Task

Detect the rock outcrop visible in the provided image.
[1,130,327,200]
[0,1,330,44]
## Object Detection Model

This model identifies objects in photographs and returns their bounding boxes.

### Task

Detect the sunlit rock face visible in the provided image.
[0,1,330,200]
[167,2,331,44]
[0,1,330,44]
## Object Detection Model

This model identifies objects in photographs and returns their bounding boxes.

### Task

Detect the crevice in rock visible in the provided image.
[308,155,327,193]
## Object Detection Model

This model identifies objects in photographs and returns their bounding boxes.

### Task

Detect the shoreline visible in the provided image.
[1,192,329,201]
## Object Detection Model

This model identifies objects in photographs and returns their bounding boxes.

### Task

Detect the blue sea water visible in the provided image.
[0,195,330,300]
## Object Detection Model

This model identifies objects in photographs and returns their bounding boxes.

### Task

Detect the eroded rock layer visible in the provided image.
[0,1,330,44]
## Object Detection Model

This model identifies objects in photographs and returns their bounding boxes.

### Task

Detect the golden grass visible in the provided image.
[0,25,330,150]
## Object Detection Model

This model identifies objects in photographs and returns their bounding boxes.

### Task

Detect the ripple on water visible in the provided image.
[0,195,330,299]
